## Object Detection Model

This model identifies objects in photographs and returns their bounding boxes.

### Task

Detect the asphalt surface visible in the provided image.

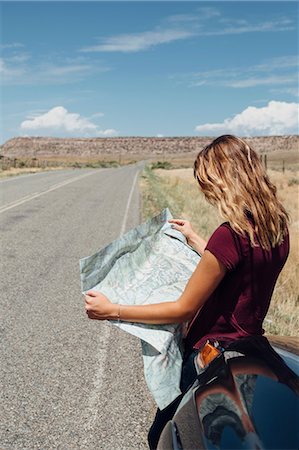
[0,164,156,450]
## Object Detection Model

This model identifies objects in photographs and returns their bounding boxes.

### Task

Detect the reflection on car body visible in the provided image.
[157,336,299,450]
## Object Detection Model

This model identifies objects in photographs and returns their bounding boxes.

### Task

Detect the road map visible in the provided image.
[79,208,201,409]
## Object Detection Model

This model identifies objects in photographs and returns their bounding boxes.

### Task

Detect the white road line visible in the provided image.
[119,169,140,237]
[0,171,100,214]
[85,168,140,432]
[0,192,39,211]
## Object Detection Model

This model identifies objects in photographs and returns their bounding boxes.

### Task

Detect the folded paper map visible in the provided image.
[79,208,201,409]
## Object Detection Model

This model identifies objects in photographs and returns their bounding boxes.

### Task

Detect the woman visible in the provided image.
[84,135,290,449]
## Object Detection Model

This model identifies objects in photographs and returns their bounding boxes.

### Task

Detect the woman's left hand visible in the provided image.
[84,290,116,320]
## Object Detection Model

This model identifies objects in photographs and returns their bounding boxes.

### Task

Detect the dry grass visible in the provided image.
[0,166,69,179]
[140,165,299,337]
[0,155,137,178]
[143,148,299,171]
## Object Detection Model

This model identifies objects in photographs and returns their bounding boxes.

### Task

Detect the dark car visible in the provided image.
[157,336,299,450]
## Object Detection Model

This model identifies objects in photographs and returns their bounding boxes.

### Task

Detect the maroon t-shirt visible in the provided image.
[184,221,289,351]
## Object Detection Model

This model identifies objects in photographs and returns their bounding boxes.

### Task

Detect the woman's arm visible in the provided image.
[85,250,227,324]
[187,234,207,256]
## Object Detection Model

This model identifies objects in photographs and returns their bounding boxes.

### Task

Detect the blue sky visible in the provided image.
[0,1,298,143]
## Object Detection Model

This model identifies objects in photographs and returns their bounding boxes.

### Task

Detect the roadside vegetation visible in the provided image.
[0,155,135,178]
[139,163,299,337]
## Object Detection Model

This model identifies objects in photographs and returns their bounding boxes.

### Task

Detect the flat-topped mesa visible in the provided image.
[0,135,298,158]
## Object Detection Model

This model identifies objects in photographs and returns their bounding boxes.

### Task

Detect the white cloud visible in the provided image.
[253,55,298,71]
[198,18,295,36]
[156,134,164,138]
[270,87,299,98]
[79,10,295,54]
[5,52,30,63]
[196,7,221,19]
[20,106,118,137]
[175,55,298,94]
[0,49,109,85]
[229,74,298,88]
[88,112,105,119]
[0,57,26,78]
[195,101,299,136]
[0,42,24,50]
[43,64,93,77]
[166,7,220,24]
[80,29,196,53]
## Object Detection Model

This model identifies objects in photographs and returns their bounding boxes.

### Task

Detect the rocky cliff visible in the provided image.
[1,135,298,158]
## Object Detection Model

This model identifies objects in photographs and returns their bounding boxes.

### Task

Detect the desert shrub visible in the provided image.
[288,178,299,186]
[150,161,172,170]
[97,160,119,168]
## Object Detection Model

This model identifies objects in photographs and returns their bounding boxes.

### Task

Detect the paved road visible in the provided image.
[0,164,155,449]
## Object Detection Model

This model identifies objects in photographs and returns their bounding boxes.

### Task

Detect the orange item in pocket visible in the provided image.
[199,341,221,367]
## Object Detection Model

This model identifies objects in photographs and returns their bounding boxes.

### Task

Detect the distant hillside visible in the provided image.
[0,135,298,158]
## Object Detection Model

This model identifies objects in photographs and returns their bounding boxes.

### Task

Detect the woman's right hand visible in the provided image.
[168,219,196,242]
[168,219,207,255]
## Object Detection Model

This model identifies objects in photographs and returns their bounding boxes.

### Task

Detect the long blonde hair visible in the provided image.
[193,135,289,250]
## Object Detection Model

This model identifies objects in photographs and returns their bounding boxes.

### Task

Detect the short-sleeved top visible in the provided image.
[184,220,289,352]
